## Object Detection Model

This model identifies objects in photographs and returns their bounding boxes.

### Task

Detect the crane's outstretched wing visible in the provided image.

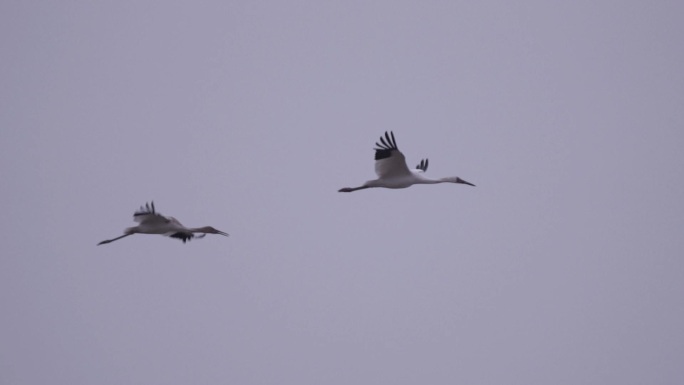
[373,131,412,179]
[133,201,170,225]
[415,158,429,173]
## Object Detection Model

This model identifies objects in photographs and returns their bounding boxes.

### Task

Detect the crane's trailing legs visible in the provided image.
[98,234,133,245]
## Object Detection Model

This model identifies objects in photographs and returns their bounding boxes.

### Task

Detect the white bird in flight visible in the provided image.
[339,131,475,192]
[98,202,229,245]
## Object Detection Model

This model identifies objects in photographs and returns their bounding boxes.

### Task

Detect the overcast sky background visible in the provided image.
[2,1,683,384]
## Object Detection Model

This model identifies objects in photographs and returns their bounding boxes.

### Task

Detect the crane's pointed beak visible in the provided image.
[457,178,475,187]
[216,230,229,237]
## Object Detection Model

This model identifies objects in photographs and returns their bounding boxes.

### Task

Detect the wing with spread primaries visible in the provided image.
[415,158,429,173]
[373,131,412,179]
[133,201,170,225]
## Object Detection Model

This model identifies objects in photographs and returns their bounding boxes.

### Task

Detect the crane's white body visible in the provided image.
[339,132,475,192]
[98,202,228,245]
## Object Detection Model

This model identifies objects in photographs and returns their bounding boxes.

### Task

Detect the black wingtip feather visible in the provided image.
[379,135,389,148]
[374,149,393,160]
[134,201,156,217]
[416,158,429,172]
[373,131,399,160]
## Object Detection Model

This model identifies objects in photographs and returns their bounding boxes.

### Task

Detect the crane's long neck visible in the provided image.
[188,226,210,233]
[420,177,443,184]
[417,176,467,185]
[410,174,448,184]
[435,176,475,186]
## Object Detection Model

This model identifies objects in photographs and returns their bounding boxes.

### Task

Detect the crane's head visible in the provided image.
[455,177,475,186]
[440,176,475,186]
[197,226,229,237]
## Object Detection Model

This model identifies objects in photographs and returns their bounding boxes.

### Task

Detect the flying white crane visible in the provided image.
[339,131,475,192]
[98,202,228,245]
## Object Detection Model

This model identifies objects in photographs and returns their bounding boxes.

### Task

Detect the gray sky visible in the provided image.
[2,1,683,384]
